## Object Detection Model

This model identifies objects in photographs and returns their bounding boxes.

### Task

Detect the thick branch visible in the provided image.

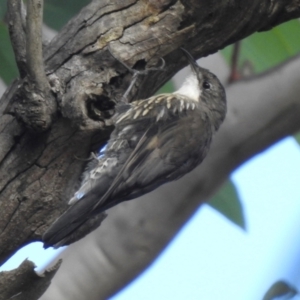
[0,259,61,300]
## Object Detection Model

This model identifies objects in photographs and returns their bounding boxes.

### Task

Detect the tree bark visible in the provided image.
[1,0,300,298]
[0,259,61,300]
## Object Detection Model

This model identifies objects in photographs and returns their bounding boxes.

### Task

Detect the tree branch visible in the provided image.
[0,259,61,300]
[26,0,49,92]
[7,0,27,77]
[5,0,57,132]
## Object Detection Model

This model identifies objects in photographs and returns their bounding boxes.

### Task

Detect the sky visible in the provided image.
[1,136,300,300]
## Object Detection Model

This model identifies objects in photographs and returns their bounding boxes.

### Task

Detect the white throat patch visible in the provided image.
[174,75,201,102]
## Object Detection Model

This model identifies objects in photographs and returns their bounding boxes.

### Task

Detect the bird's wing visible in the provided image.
[92,125,156,209]
[43,95,206,247]
[43,124,164,247]
[92,109,205,211]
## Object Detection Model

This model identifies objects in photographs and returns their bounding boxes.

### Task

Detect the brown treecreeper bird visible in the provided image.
[43,48,227,248]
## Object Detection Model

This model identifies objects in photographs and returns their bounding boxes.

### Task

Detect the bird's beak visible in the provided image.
[180,47,202,76]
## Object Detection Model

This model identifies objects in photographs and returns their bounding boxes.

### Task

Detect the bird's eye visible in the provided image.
[202,81,211,90]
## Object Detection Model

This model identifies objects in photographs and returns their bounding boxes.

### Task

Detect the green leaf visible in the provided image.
[208,180,246,230]
[0,1,6,20]
[44,0,91,31]
[0,22,19,84]
[222,19,300,74]
[294,132,300,145]
[262,280,297,300]
[0,0,90,83]
[156,81,175,94]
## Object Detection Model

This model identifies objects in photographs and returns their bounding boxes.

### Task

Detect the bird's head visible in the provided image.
[176,48,227,130]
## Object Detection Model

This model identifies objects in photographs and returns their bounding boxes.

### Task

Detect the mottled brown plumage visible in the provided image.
[43,49,226,248]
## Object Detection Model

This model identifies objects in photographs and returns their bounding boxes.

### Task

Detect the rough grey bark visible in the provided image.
[0,259,61,300]
[1,0,300,298]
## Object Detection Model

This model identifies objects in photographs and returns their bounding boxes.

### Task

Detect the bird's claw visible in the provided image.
[107,45,165,103]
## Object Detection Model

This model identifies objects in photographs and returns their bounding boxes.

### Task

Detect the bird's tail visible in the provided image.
[43,211,107,248]
[42,194,107,248]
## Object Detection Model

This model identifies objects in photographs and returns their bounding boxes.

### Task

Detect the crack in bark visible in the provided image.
[44,130,77,148]
[44,1,138,71]
[1,200,21,233]
[0,118,19,134]
[51,4,148,72]
[0,131,26,169]
[120,14,183,49]
[85,1,138,28]
[35,131,78,168]
[0,160,39,198]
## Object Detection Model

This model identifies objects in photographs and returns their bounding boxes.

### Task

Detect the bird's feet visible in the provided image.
[107,45,165,103]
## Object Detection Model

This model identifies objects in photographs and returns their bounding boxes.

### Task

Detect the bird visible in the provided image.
[42,48,227,248]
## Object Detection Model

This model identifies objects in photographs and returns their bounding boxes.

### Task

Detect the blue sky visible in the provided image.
[1,136,300,300]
